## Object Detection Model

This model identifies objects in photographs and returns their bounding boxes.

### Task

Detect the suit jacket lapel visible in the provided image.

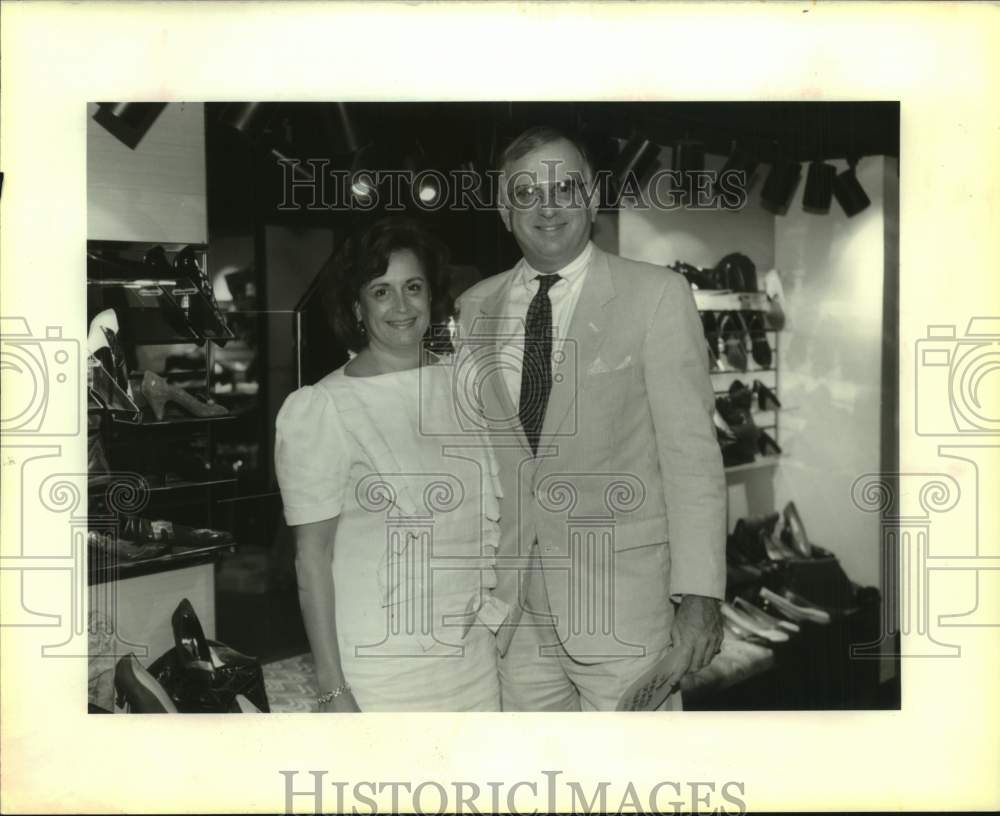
[537,248,615,451]
[473,273,531,454]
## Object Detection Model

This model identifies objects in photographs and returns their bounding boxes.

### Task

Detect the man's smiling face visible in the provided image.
[500,138,597,273]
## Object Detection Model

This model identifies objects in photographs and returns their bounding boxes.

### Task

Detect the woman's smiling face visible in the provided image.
[355,248,431,353]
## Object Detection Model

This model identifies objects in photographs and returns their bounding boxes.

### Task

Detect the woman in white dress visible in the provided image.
[275,218,505,711]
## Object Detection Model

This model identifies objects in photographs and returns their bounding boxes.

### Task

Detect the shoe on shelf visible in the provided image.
[722,615,773,648]
[747,312,773,368]
[114,654,178,713]
[722,601,790,643]
[781,501,813,557]
[727,379,755,411]
[140,370,229,422]
[758,430,783,457]
[88,308,134,399]
[733,595,800,634]
[718,313,748,371]
[760,586,831,625]
[752,379,782,410]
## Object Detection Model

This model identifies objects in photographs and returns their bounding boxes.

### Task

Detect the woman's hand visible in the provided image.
[318,688,360,713]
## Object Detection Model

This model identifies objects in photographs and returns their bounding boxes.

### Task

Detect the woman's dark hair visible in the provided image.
[321,216,454,355]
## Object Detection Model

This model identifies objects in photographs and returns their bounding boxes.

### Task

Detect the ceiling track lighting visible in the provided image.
[92,103,167,150]
[217,102,281,142]
[760,157,802,216]
[833,159,871,217]
[672,138,706,200]
[716,144,760,198]
[613,135,662,190]
[802,160,837,214]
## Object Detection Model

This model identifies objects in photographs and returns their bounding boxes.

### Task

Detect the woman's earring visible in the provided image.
[356,318,367,336]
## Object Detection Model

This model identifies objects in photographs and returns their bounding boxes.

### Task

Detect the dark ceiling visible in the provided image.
[228,100,899,169]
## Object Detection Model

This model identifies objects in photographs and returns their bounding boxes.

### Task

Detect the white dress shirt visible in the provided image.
[500,241,594,404]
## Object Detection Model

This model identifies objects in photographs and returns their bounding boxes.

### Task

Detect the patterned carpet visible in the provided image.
[262,652,319,712]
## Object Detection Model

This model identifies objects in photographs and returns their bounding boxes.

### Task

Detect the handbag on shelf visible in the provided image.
[147,598,270,713]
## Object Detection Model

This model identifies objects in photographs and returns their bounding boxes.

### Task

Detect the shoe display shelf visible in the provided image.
[87,240,243,664]
[695,297,783,474]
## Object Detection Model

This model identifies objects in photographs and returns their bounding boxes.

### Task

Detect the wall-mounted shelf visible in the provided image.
[725,456,782,475]
[111,411,235,427]
[88,245,234,346]
[694,290,771,312]
[146,477,238,494]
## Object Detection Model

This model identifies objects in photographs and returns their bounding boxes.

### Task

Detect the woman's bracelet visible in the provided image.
[317,683,351,705]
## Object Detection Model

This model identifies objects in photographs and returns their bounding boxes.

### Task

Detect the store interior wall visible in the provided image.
[772,155,889,592]
[619,151,896,683]
[618,148,778,527]
[87,102,207,244]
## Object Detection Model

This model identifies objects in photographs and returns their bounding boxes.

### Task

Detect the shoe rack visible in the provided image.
[87,240,244,588]
[694,289,783,473]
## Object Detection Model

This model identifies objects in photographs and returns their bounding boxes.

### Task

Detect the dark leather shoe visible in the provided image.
[718,313,748,371]
[752,379,782,410]
[747,312,773,368]
[781,501,813,557]
[758,430,782,457]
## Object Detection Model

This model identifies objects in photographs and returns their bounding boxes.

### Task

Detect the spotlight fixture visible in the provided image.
[321,102,367,155]
[612,135,661,193]
[672,139,706,201]
[760,157,802,215]
[833,160,871,217]
[92,103,167,150]
[217,102,280,141]
[715,145,759,198]
[802,160,837,214]
[415,172,444,206]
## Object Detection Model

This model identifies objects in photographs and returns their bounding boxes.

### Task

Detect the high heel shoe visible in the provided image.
[747,312,772,368]
[718,313,748,371]
[175,245,231,347]
[172,597,214,673]
[758,430,783,457]
[114,653,178,713]
[140,370,228,422]
[780,500,813,557]
[88,308,134,399]
[752,379,782,410]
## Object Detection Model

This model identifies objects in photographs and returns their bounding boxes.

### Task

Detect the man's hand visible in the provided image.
[663,594,724,690]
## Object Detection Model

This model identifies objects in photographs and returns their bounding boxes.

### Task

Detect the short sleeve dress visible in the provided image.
[275,359,506,711]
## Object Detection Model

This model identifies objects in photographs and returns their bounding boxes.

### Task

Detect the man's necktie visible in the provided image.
[518,273,560,455]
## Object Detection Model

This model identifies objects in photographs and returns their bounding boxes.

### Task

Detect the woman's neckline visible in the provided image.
[341,350,449,379]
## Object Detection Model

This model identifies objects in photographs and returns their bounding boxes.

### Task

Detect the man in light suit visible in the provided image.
[455,126,726,711]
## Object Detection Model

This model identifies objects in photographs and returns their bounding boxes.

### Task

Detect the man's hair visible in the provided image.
[498,125,595,180]
[319,216,453,354]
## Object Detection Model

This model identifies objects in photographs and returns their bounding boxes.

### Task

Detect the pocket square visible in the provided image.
[587,357,612,376]
[587,355,632,376]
